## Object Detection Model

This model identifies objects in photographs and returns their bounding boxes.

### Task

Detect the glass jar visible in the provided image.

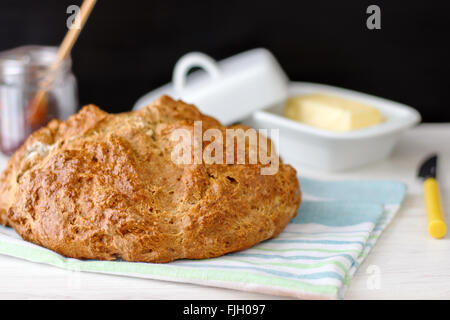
[0,45,78,155]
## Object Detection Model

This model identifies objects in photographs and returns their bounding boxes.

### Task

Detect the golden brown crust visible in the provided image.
[0,96,301,263]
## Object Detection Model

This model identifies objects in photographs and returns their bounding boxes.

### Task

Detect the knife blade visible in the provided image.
[418,154,437,179]
[417,154,447,238]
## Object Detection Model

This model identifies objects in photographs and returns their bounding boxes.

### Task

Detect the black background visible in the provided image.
[1,0,449,122]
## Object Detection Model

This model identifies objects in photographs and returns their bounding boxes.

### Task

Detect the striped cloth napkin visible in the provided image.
[0,176,405,299]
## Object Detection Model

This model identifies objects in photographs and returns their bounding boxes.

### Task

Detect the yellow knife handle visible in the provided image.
[424,177,447,238]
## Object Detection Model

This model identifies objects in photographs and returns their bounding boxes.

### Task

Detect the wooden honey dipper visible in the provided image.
[28,0,97,126]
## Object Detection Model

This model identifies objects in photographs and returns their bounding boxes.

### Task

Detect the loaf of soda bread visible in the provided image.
[0,96,301,263]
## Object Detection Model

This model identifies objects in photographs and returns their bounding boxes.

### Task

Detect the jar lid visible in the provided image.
[134,48,289,125]
[0,45,71,86]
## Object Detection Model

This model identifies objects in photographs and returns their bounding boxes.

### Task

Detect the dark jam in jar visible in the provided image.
[0,92,59,156]
[0,45,77,157]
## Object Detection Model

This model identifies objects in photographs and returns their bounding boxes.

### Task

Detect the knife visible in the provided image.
[418,154,447,238]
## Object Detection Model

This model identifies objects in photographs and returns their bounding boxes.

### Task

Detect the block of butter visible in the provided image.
[283,93,384,131]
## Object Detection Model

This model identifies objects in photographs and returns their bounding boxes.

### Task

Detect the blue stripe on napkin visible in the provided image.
[299,177,406,205]
[291,201,384,226]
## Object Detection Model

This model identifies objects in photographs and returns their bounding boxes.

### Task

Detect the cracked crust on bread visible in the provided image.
[0,96,301,263]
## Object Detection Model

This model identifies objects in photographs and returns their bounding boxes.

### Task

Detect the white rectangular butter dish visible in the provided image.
[243,82,421,171]
[133,48,288,125]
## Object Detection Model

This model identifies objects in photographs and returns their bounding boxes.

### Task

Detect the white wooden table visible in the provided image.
[1,124,449,299]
